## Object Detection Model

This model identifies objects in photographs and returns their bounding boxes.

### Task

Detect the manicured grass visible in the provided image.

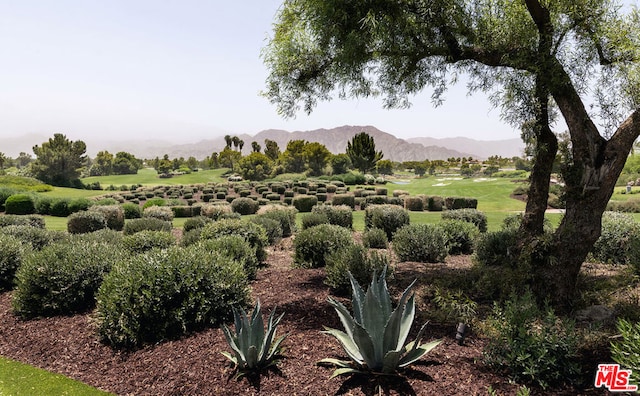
[81,168,228,187]
[40,187,107,199]
[0,356,113,395]
[44,216,191,231]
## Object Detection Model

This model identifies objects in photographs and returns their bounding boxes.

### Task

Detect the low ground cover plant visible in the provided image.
[610,319,640,386]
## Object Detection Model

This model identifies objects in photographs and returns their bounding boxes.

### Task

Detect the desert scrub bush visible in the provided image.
[610,319,640,386]
[198,236,259,280]
[249,217,282,245]
[200,219,268,262]
[0,234,26,290]
[392,224,448,263]
[67,228,123,246]
[96,245,250,348]
[231,197,259,215]
[123,218,172,235]
[441,208,487,232]
[427,196,445,211]
[403,196,424,211]
[301,212,329,230]
[293,224,352,268]
[256,205,297,237]
[122,202,142,219]
[142,197,166,209]
[200,203,233,220]
[0,225,59,250]
[12,240,126,318]
[0,214,45,228]
[364,204,410,240]
[143,205,174,222]
[67,210,108,234]
[331,193,355,209]
[473,228,520,268]
[122,230,177,253]
[362,228,388,249]
[183,216,214,233]
[90,204,125,231]
[444,197,478,210]
[440,220,480,255]
[481,291,580,389]
[324,242,390,294]
[312,204,353,229]
[590,211,640,266]
[292,194,318,212]
[4,194,35,215]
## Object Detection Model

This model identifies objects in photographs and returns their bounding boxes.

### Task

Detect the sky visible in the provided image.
[0,1,635,145]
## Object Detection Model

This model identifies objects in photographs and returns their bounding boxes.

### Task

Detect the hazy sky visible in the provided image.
[0,1,635,143]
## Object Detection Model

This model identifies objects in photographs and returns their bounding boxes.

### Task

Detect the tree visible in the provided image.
[186,156,199,171]
[281,140,308,173]
[251,141,262,153]
[232,136,240,151]
[237,152,274,181]
[264,139,281,161]
[376,159,394,176]
[16,152,32,168]
[345,132,383,174]
[0,152,6,170]
[330,153,352,174]
[304,142,331,176]
[224,135,232,150]
[263,0,640,309]
[112,151,142,175]
[207,152,219,169]
[238,139,245,154]
[219,147,242,169]
[154,154,173,175]
[31,133,87,187]
[90,150,114,176]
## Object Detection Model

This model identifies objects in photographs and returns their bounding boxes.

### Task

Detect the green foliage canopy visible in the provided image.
[346,132,383,174]
[31,134,87,187]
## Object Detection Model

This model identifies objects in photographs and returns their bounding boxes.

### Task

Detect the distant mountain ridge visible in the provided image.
[3,126,525,161]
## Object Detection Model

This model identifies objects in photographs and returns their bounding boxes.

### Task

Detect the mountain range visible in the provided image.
[3,126,524,161]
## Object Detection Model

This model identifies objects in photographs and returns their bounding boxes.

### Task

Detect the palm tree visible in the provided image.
[224,135,232,149]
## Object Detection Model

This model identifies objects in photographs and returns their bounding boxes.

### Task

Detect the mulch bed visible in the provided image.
[0,238,612,395]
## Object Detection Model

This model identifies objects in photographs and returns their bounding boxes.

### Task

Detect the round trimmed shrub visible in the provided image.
[301,212,329,230]
[0,214,45,228]
[142,197,166,209]
[50,198,71,217]
[200,219,268,262]
[331,194,355,209]
[96,245,250,348]
[293,224,352,268]
[122,230,177,253]
[0,225,58,250]
[122,202,142,219]
[123,218,172,235]
[591,211,640,267]
[325,242,389,294]
[143,206,174,222]
[200,203,233,220]
[440,219,480,255]
[392,223,448,263]
[183,216,214,233]
[230,197,259,215]
[5,194,35,215]
[67,210,108,234]
[34,195,53,215]
[292,194,318,212]
[404,196,424,211]
[0,234,25,290]
[427,196,444,211]
[68,229,123,246]
[472,229,520,268]
[364,204,410,240]
[442,209,488,232]
[91,205,125,231]
[68,197,92,213]
[362,228,388,249]
[12,240,126,318]
[256,205,297,237]
[249,216,283,245]
[312,204,353,229]
[198,236,259,280]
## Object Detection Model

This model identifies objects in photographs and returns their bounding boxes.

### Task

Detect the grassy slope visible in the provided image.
[0,357,112,396]
[80,168,228,187]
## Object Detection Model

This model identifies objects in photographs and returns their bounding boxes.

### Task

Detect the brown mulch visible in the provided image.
[0,238,612,396]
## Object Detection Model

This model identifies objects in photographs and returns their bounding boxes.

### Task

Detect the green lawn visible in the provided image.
[81,168,228,187]
[0,357,113,396]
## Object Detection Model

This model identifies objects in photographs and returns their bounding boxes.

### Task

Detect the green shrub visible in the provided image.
[610,319,640,386]
[122,230,177,253]
[365,195,389,205]
[50,198,71,217]
[590,211,640,267]
[331,194,355,209]
[442,209,487,232]
[362,228,388,249]
[200,219,268,262]
[68,197,92,213]
[403,196,424,211]
[607,199,640,213]
[364,204,410,240]
[440,220,480,255]
[198,236,259,280]
[5,194,35,215]
[0,214,45,228]
[67,210,108,234]
[0,225,57,250]
[96,245,250,348]
[445,197,478,210]
[94,197,119,206]
[249,216,283,245]
[122,202,142,219]
[256,205,297,237]
[0,187,18,211]
[231,197,260,215]
[481,291,580,389]
[427,196,444,211]
[67,228,123,245]
[200,203,233,220]
[311,204,353,229]
[142,197,166,209]
[301,212,329,230]
[292,194,318,212]
[0,234,25,290]
[180,228,202,247]
[183,216,214,233]
[34,195,53,215]
[324,243,389,294]
[123,218,172,235]
[12,240,125,318]
[170,205,193,218]
[293,224,352,268]
[143,205,174,222]
[91,205,125,231]
[392,224,448,263]
[473,228,520,267]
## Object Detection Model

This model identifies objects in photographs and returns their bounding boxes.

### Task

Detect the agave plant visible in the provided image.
[319,267,441,377]
[221,300,287,373]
